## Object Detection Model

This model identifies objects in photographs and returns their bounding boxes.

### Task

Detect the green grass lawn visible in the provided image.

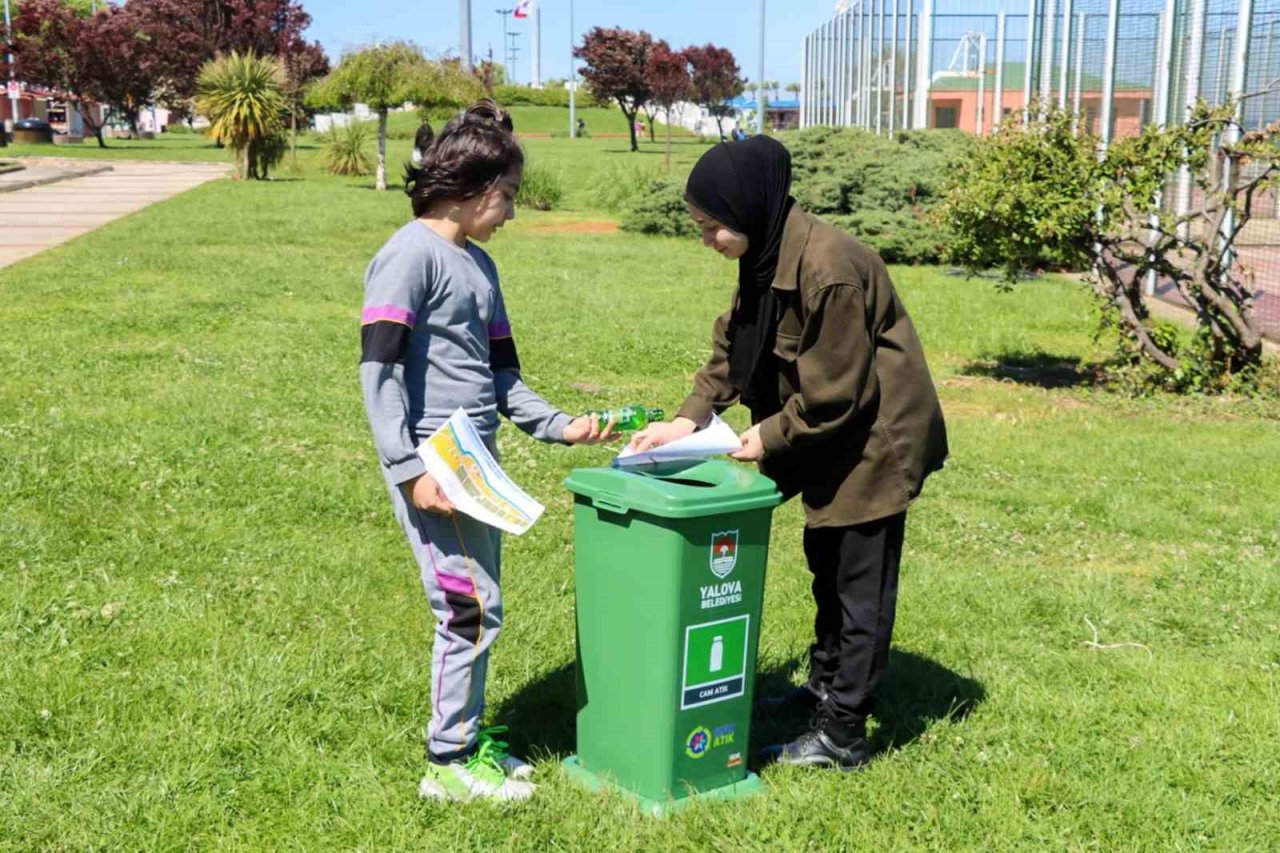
[2,157,1279,848]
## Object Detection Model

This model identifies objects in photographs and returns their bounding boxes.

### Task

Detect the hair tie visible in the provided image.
[411,148,424,166]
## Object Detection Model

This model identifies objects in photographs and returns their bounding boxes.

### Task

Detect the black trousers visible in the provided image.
[802,511,906,737]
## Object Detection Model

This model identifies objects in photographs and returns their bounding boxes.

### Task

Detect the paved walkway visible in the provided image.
[0,160,228,268]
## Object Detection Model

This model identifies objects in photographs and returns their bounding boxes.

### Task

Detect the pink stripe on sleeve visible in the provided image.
[487,320,512,339]
[361,304,417,326]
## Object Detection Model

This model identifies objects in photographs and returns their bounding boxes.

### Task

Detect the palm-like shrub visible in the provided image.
[321,121,374,176]
[195,51,288,180]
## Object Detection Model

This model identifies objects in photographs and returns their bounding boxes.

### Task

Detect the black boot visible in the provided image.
[762,711,871,771]
[755,683,828,711]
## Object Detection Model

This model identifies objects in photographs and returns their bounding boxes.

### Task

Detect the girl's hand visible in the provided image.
[729,424,764,463]
[563,415,618,445]
[403,474,455,515]
[630,417,698,453]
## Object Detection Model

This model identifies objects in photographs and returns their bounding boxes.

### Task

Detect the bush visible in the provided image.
[784,126,973,263]
[516,161,565,210]
[620,177,698,238]
[321,121,374,176]
[587,159,662,213]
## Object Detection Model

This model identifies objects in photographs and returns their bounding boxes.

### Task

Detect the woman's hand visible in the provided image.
[563,414,618,445]
[729,424,765,463]
[403,473,455,515]
[629,417,698,453]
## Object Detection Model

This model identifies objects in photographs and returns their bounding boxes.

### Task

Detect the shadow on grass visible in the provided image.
[751,649,985,761]
[494,648,984,765]
[961,350,1099,389]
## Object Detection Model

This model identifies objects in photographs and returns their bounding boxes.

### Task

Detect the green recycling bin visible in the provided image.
[562,460,783,814]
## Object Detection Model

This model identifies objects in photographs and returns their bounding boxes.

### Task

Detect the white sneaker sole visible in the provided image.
[417,775,537,802]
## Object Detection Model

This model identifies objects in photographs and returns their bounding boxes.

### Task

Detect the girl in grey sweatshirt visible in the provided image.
[360,101,611,803]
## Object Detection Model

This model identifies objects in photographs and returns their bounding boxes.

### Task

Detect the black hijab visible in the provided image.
[685,136,794,413]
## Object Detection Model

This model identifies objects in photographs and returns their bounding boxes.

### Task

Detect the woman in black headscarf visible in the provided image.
[632,136,949,770]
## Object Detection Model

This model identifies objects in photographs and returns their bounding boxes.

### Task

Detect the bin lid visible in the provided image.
[564,460,782,519]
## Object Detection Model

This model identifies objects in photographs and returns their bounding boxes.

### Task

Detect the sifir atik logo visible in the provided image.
[709,530,739,579]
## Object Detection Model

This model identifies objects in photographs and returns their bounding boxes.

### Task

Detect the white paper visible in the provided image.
[613,414,742,468]
[417,408,545,535]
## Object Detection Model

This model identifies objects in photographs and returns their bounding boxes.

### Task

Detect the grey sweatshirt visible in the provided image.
[360,221,572,485]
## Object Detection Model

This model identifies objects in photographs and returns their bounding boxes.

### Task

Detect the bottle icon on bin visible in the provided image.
[710,635,724,673]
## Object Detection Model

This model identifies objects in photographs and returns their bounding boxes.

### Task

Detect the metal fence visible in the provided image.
[800,0,1280,339]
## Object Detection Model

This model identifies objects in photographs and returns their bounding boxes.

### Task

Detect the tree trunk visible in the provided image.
[290,110,299,171]
[623,103,638,152]
[376,110,388,191]
[646,111,656,143]
[242,143,251,181]
[665,107,672,170]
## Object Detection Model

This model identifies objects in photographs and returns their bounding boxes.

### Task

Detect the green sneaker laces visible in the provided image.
[465,726,512,775]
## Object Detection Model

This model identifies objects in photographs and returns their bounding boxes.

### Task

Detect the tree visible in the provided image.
[280,42,330,167]
[126,0,328,111]
[786,81,801,99]
[575,26,653,153]
[12,0,162,146]
[645,41,690,170]
[940,104,1277,390]
[308,43,481,190]
[687,44,743,140]
[195,51,287,179]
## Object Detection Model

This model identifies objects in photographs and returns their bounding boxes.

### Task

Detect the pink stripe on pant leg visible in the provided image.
[436,571,476,596]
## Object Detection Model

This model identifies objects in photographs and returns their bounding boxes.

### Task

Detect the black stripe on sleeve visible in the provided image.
[361,321,412,364]
[489,336,521,373]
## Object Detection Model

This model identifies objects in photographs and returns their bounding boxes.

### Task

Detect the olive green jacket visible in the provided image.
[676,207,948,527]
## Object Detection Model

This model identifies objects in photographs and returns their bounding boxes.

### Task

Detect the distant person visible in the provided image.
[363,99,614,803]
[631,136,948,771]
[733,126,748,141]
[576,117,586,136]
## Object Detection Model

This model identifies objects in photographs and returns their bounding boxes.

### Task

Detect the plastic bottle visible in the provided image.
[581,405,665,432]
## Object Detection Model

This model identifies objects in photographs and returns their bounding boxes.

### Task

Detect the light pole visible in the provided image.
[757,0,766,134]
[461,0,472,70]
[496,8,513,82]
[4,0,18,136]
[569,0,577,137]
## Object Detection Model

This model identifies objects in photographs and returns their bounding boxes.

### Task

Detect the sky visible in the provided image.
[301,0,839,90]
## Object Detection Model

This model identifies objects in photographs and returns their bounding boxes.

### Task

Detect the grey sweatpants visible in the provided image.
[385,474,503,761]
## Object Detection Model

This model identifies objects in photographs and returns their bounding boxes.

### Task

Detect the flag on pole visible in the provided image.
[514,0,530,19]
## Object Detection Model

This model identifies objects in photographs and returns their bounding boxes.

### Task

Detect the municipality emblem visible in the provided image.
[685,726,712,758]
[710,530,739,578]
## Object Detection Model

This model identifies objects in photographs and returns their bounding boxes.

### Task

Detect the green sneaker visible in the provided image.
[418,728,536,802]
[477,725,535,780]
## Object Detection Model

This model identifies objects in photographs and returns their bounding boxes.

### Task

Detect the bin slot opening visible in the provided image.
[652,477,718,489]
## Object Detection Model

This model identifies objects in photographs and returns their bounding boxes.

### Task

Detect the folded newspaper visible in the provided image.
[612,414,742,468]
[417,408,545,535]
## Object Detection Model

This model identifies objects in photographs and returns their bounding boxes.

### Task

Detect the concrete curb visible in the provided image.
[0,163,115,193]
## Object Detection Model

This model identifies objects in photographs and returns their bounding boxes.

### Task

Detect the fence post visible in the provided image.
[995,12,1007,130]
[1059,0,1073,109]
[1073,12,1086,132]
[977,33,989,135]
[913,0,933,128]
[1220,0,1255,272]
[1040,0,1058,112]
[903,0,914,128]
[1175,0,1206,239]
[1144,0,1180,296]
[890,0,900,134]
[1100,0,1120,147]
[1025,0,1039,121]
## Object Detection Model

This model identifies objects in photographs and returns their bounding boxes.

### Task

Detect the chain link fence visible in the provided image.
[800,0,1279,341]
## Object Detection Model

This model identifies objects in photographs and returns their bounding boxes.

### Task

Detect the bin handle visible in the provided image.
[592,492,627,514]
